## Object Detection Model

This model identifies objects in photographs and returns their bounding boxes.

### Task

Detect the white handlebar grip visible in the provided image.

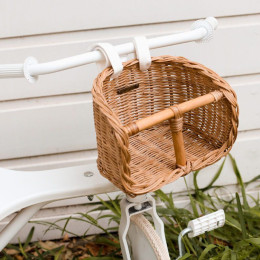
[187,209,225,238]
[0,57,38,83]
[0,64,24,78]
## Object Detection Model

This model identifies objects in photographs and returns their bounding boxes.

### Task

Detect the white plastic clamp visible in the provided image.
[191,17,218,43]
[133,36,151,71]
[92,43,123,79]
[188,209,225,238]
[23,57,38,83]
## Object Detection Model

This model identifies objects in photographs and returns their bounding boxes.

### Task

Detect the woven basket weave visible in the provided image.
[92,56,239,196]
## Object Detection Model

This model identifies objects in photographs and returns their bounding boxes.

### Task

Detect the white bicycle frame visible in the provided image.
[0,17,222,259]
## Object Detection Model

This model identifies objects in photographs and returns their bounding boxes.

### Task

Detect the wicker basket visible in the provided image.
[92,56,239,196]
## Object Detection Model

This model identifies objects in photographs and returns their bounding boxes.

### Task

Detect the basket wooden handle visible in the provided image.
[125,90,223,167]
[125,90,223,136]
[169,118,187,166]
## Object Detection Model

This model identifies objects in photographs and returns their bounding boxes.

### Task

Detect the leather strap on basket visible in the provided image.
[92,43,123,79]
[133,36,151,71]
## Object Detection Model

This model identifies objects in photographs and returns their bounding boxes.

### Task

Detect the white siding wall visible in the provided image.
[0,0,260,242]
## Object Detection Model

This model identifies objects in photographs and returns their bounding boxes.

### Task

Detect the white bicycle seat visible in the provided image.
[0,164,118,221]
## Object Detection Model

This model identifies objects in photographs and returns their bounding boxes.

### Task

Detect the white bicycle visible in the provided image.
[0,165,225,260]
[0,17,231,260]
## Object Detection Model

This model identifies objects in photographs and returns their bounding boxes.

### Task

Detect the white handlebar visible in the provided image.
[0,17,218,82]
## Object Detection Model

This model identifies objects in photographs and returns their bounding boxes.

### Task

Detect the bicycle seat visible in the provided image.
[0,164,118,221]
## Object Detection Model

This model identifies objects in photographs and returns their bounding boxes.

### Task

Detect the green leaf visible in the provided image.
[245,238,260,246]
[184,177,199,218]
[23,226,34,249]
[200,158,226,192]
[178,252,192,259]
[193,170,200,190]
[54,246,64,260]
[198,244,216,260]
[245,174,260,186]
[61,216,72,236]
[229,155,249,209]
[231,251,237,260]
[18,239,27,259]
[221,247,231,260]
[97,196,121,217]
[236,193,247,239]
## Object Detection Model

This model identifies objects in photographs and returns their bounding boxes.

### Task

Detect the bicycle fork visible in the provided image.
[119,193,225,260]
[119,194,169,260]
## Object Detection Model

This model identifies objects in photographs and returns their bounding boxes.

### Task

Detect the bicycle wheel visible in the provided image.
[127,214,170,260]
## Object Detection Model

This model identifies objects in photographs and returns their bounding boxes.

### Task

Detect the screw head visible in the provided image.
[84,171,94,177]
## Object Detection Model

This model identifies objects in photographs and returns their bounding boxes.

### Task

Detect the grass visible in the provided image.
[1,154,260,259]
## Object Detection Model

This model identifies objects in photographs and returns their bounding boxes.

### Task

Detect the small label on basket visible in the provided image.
[117,83,139,94]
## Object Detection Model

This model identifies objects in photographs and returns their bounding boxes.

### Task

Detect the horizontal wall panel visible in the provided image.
[0,74,258,160]
[151,22,260,78]
[0,150,98,171]
[227,78,260,132]
[0,95,96,159]
[1,0,260,38]
[0,16,260,101]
